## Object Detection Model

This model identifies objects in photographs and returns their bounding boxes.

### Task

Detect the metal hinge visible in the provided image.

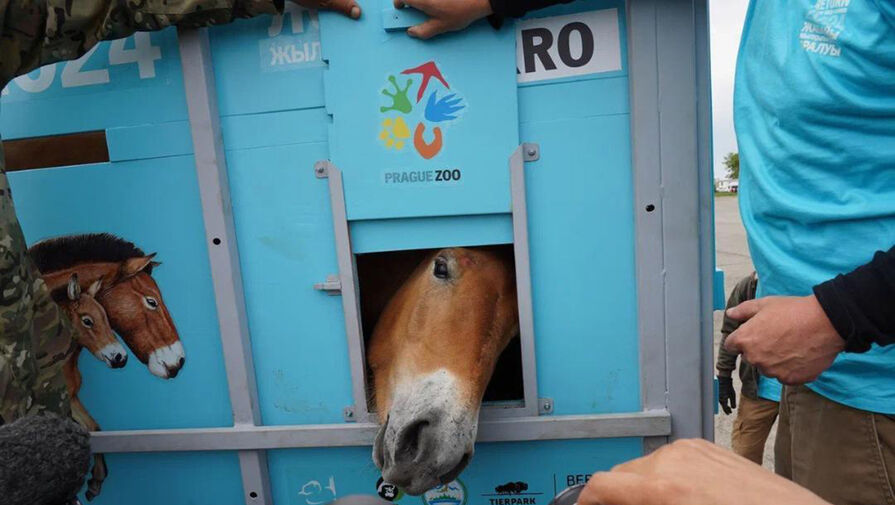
[313,274,342,295]
[523,142,540,162]
[314,160,331,179]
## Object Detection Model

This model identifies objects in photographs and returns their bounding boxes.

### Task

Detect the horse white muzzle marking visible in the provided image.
[147,341,185,379]
[95,342,128,369]
[373,369,477,496]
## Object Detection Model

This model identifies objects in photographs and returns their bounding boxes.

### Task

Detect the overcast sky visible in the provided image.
[709,0,749,178]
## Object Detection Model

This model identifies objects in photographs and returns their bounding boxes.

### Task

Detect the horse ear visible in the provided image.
[150,261,162,268]
[87,277,104,297]
[67,274,81,301]
[121,253,157,277]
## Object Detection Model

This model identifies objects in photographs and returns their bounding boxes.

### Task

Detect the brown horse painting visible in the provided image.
[30,233,185,379]
[53,273,122,500]
[365,247,520,495]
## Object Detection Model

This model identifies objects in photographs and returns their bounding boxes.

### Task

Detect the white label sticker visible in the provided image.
[516,9,622,83]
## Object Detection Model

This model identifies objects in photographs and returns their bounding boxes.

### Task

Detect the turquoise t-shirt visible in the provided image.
[757,374,782,403]
[735,0,895,414]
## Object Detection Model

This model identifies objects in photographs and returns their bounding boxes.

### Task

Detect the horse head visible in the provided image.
[99,254,185,379]
[53,273,127,369]
[368,247,519,495]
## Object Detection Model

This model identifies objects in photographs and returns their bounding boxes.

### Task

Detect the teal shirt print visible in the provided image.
[735,0,895,414]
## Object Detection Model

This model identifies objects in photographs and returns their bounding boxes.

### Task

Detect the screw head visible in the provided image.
[526,148,537,157]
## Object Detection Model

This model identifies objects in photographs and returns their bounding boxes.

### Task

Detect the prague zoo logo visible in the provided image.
[378,61,466,160]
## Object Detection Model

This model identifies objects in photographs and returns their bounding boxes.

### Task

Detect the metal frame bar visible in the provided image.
[91,410,671,453]
[317,161,373,423]
[628,0,670,455]
[694,0,716,441]
[508,143,541,418]
[178,27,272,505]
[628,0,713,449]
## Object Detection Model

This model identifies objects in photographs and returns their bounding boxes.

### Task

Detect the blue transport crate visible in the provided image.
[1,1,715,504]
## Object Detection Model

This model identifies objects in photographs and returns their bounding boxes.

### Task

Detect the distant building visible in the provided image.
[715,178,739,193]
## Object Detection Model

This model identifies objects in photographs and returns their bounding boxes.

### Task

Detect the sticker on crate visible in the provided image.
[422,480,467,505]
[297,476,338,505]
[377,477,404,502]
[516,9,622,84]
[27,233,185,500]
[378,61,467,161]
[481,481,546,505]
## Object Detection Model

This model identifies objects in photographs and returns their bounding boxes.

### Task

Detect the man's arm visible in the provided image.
[394,0,573,39]
[813,245,895,352]
[724,246,894,385]
[487,0,574,25]
[578,439,831,505]
[0,0,359,84]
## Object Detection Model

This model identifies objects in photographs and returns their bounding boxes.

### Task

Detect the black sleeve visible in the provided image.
[813,245,895,353]
[487,0,576,28]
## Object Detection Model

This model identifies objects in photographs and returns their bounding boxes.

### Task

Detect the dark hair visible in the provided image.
[29,233,152,275]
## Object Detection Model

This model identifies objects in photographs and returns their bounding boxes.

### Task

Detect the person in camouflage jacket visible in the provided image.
[0,0,358,501]
[716,271,780,465]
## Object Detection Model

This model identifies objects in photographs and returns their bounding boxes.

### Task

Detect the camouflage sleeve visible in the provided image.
[715,272,758,375]
[0,174,76,423]
[0,0,283,84]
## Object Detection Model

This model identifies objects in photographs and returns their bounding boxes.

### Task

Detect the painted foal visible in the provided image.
[54,273,122,500]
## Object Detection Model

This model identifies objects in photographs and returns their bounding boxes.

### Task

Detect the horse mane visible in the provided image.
[29,233,153,275]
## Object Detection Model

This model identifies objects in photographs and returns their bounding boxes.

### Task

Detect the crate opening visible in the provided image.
[355,244,524,413]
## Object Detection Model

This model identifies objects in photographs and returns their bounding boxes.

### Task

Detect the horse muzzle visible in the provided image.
[372,370,477,495]
[147,341,186,379]
[95,342,128,369]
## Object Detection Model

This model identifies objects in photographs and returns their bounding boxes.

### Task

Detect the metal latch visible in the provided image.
[314,275,342,295]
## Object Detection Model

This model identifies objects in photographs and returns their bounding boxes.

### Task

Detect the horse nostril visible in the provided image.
[395,419,430,465]
[111,353,127,368]
[177,357,185,368]
[166,365,180,379]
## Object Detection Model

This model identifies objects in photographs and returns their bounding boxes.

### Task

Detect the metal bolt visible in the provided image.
[346,410,353,418]
[316,166,325,175]
[544,402,552,412]
[526,148,537,157]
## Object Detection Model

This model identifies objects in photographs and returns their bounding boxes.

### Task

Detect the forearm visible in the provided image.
[486,0,574,27]
[1,0,281,82]
[489,0,574,18]
[716,333,737,376]
[813,245,895,352]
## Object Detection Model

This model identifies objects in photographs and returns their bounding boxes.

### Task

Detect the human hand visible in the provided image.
[393,0,493,39]
[293,0,362,19]
[578,439,831,505]
[724,295,844,385]
[717,375,736,415]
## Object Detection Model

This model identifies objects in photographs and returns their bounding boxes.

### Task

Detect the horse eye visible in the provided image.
[433,258,449,279]
[144,296,159,310]
[80,316,94,328]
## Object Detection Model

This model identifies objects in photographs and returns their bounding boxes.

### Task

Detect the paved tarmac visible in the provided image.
[712,195,777,469]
